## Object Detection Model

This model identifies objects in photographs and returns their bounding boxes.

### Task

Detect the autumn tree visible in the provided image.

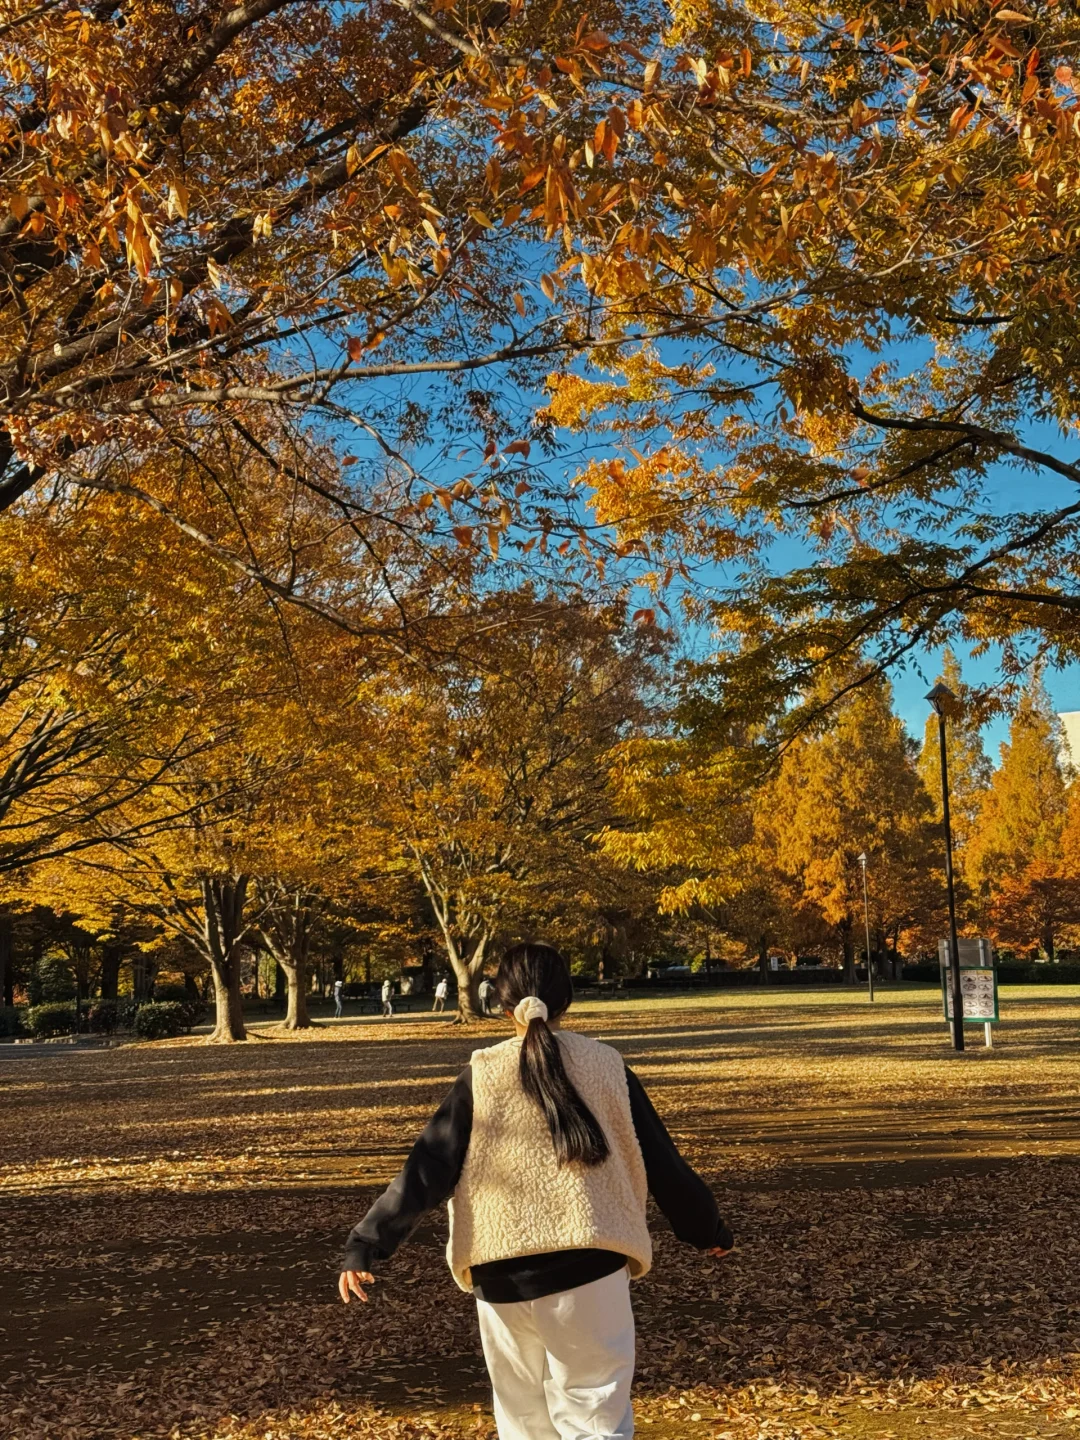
[602,726,777,967]
[759,680,942,979]
[3,0,1078,727]
[524,0,1080,738]
[917,651,993,859]
[608,674,941,977]
[966,674,1077,958]
[0,497,219,875]
[0,0,665,638]
[359,592,661,1018]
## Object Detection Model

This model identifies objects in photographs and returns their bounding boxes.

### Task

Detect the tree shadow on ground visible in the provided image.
[4,1002,1080,1437]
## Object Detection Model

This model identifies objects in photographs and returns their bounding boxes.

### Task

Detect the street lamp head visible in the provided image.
[926,682,957,717]
[857,852,867,867]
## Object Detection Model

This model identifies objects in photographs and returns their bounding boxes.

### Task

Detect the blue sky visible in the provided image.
[344,323,1079,768]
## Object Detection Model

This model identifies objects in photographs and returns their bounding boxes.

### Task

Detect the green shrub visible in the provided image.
[0,1005,25,1037]
[26,1002,77,1038]
[28,956,77,1004]
[152,983,203,1026]
[996,963,1031,983]
[115,998,139,1029]
[1029,964,1080,984]
[133,1001,187,1040]
[901,964,938,982]
[87,1000,119,1034]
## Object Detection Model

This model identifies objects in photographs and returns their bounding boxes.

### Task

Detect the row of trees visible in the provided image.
[3,519,1077,1039]
[610,656,1080,981]
[0,484,676,1032]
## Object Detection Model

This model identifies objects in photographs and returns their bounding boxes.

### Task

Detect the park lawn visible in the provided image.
[2,987,1080,1440]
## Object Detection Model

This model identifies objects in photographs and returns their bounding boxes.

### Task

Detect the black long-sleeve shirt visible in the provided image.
[342,1063,733,1303]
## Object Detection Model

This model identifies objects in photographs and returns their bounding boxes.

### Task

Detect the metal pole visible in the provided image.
[859,854,875,1003]
[938,709,965,1051]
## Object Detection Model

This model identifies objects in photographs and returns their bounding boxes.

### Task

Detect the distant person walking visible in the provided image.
[381,978,394,1017]
[478,976,494,1016]
[339,941,733,1440]
[333,978,344,1018]
[433,978,449,1013]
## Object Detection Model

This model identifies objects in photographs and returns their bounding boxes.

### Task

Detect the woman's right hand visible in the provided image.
[338,1269,375,1303]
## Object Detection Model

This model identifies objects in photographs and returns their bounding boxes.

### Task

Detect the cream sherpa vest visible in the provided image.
[447,1029,652,1292]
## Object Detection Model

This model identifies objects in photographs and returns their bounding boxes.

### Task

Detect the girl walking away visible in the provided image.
[338,942,733,1440]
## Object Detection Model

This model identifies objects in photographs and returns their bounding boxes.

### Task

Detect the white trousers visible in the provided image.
[476,1268,635,1439]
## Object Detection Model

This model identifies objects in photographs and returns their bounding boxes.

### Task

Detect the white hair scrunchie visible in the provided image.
[513,995,549,1027]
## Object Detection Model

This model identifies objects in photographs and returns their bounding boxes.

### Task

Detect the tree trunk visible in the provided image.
[100,944,123,1000]
[758,937,769,984]
[276,956,311,1036]
[443,932,489,1021]
[0,912,12,1009]
[840,920,857,985]
[279,960,311,1030]
[255,887,317,1031]
[203,875,250,1042]
[74,948,91,1008]
[1043,923,1056,963]
[208,959,247,1042]
[132,951,152,1001]
[274,962,285,1008]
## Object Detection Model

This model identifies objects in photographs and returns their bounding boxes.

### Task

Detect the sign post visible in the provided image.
[938,938,998,1047]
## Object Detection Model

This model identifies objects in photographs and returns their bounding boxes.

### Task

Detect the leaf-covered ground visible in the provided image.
[3,987,1080,1440]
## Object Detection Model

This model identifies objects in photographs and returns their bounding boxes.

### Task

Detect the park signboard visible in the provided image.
[938,938,999,1042]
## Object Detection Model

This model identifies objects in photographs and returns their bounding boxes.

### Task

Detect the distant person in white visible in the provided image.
[333,978,343,1018]
[433,978,449,1012]
[478,977,494,1015]
[381,978,394,1017]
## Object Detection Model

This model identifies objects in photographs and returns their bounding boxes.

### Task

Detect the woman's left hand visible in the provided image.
[338,1270,375,1303]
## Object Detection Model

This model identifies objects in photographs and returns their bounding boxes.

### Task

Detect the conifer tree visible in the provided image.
[967,674,1075,959]
[917,651,992,859]
[758,677,938,981]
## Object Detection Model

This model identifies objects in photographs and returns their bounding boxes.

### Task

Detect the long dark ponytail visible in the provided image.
[494,941,610,1169]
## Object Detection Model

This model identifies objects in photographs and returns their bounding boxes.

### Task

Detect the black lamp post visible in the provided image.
[857,852,875,1003]
[927,682,964,1051]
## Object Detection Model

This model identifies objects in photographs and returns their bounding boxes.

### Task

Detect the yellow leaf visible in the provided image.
[166,181,189,220]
